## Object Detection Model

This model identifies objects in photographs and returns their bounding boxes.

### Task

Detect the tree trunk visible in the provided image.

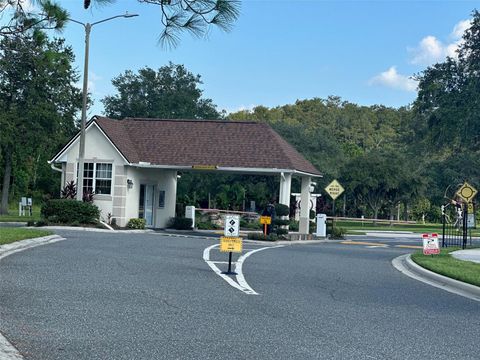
[0,150,12,215]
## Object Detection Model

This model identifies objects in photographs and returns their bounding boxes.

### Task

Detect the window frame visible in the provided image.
[77,162,113,195]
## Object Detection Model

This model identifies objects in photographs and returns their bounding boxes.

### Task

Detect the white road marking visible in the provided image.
[203,243,284,295]
[366,245,389,248]
[235,245,284,295]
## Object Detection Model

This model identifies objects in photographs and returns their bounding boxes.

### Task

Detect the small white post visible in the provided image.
[185,205,195,229]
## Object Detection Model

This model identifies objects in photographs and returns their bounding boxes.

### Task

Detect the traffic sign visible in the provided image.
[422,233,440,255]
[325,180,344,200]
[220,237,243,253]
[260,216,271,225]
[224,214,240,237]
[456,182,478,203]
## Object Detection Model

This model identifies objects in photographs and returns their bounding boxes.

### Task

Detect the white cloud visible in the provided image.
[224,104,257,114]
[408,18,472,65]
[451,19,472,39]
[369,66,417,92]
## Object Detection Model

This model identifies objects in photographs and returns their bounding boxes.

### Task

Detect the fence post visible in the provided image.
[442,206,446,248]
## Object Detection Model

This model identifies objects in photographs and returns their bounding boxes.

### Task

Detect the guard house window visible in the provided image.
[77,163,112,195]
[95,163,112,194]
[158,190,165,208]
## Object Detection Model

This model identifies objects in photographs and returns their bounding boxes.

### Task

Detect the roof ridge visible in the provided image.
[121,117,258,125]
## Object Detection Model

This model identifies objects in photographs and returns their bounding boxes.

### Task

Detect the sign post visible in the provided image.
[260,216,271,236]
[221,215,241,275]
[325,180,344,215]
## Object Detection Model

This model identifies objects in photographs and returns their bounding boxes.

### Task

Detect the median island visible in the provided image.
[411,248,480,287]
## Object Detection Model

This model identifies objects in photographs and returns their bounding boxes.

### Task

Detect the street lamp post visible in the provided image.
[71,13,138,201]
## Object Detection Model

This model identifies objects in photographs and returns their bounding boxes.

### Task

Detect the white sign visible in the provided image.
[224,214,240,237]
[422,233,440,255]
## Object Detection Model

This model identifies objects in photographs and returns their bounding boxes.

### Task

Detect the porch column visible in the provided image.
[299,176,311,234]
[278,172,292,207]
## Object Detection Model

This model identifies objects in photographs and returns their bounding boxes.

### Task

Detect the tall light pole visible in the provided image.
[70,13,139,201]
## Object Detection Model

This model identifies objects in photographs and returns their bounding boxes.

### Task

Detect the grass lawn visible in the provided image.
[0,227,53,245]
[0,205,42,222]
[337,220,480,237]
[411,247,480,287]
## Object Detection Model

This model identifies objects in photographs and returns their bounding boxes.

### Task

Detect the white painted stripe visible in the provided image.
[203,244,246,293]
[203,243,284,295]
[235,245,285,295]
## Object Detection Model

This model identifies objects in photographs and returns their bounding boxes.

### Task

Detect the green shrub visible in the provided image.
[275,204,290,217]
[127,218,146,229]
[289,220,299,231]
[35,220,48,227]
[330,226,346,239]
[196,221,218,230]
[26,220,35,227]
[247,232,279,241]
[273,219,289,226]
[41,199,100,224]
[276,228,288,235]
[168,217,193,230]
[309,209,316,219]
[241,220,262,230]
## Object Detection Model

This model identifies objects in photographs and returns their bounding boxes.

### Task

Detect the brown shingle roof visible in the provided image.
[95,117,321,176]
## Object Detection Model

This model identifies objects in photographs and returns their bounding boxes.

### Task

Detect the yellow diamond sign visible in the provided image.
[325,179,344,200]
[456,182,478,203]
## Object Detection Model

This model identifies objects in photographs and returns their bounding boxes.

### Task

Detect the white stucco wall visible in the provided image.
[57,124,128,224]
[125,167,177,228]
[55,123,178,228]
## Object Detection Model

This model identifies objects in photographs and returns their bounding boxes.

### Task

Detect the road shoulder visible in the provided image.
[0,234,66,360]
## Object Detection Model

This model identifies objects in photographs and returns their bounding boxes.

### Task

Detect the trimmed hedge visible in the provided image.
[247,232,279,241]
[168,217,193,230]
[127,218,146,229]
[41,199,100,224]
[275,203,290,217]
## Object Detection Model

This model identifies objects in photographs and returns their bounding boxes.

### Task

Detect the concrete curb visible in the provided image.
[0,234,66,360]
[392,254,480,302]
[41,226,153,233]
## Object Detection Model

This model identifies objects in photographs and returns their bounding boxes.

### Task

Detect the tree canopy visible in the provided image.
[0,35,82,213]
[102,63,221,119]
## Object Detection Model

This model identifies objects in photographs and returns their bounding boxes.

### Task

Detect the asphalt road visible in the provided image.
[0,230,479,360]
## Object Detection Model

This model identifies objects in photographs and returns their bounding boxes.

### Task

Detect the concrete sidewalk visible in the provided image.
[451,249,480,264]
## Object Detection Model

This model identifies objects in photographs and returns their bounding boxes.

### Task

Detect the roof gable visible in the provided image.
[82,117,321,176]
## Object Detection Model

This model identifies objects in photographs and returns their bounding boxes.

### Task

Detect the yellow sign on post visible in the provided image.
[220,237,243,253]
[260,216,272,225]
[325,179,345,200]
[467,202,474,213]
[456,182,478,203]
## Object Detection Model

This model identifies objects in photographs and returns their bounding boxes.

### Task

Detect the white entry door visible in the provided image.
[140,184,155,227]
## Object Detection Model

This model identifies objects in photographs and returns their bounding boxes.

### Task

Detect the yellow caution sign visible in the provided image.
[325,179,345,200]
[456,182,478,203]
[467,202,474,213]
[220,237,243,253]
[260,216,272,225]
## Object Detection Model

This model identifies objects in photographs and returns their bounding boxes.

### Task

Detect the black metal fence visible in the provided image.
[441,203,471,249]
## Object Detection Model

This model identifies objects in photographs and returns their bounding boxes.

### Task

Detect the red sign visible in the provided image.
[423,233,440,255]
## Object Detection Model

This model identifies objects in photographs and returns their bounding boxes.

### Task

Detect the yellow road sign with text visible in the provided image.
[456,182,478,203]
[220,237,243,253]
[260,216,272,225]
[325,180,345,200]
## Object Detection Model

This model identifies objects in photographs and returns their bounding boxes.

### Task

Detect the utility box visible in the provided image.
[316,213,327,237]
[185,206,195,229]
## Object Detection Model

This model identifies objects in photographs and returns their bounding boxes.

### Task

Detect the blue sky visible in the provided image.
[53,0,478,116]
